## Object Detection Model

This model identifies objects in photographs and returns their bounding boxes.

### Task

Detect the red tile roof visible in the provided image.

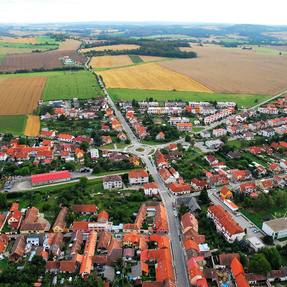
[72,204,97,213]
[31,170,71,185]
[128,169,148,179]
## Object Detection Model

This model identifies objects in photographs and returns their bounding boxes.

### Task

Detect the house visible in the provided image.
[155,151,169,169]
[205,139,224,150]
[90,148,99,160]
[0,234,9,254]
[231,258,250,287]
[190,179,206,192]
[207,205,245,243]
[52,207,68,233]
[31,170,71,186]
[169,183,191,195]
[262,218,287,239]
[50,233,64,256]
[213,128,227,138]
[97,211,109,223]
[101,135,112,145]
[58,133,74,143]
[176,123,192,132]
[20,207,50,234]
[181,212,199,234]
[117,132,127,141]
[238,182,257,194]
[128,169,149,185]
[26,234,40,246]
[143,182,159,196]
[72,204,98,215]
[9,235,25,261]
[247,237,265,252]
[159,168,175,184]
[229,169,252,182]
[220,186,233,199]
[7,203,22,230]
[103,175,123,190]
[156,132,165,141]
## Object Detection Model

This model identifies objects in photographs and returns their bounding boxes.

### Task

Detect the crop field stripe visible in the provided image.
[108,88,273,108]
[90,55,133,69]
[24,115,40,137]
[0,115,27,135]
[128,55,143,64]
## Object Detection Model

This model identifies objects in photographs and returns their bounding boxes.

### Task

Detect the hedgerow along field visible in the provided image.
[43,70,104,100]
[108,88,273,108]
[0,115,27,135]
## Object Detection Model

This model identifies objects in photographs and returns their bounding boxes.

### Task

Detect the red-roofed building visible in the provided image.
[207,205,245,243]
[144,182,159,196]
[159,168,175,184]
[237,182,257,194]
[58,133,74,143]
[72,204,98,215]
[231,258,250,287]
[128,169,149,185]
[97,211,109,223]
[169,183,191,195]
[31,170,71,186]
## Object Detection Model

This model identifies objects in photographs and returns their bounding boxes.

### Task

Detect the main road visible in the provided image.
[97,75,190,287]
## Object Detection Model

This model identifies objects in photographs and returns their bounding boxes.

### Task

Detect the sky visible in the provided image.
[0,0,287,25]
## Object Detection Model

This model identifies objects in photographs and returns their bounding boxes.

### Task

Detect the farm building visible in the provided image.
[31,170,71,186]
[262,218,287,239]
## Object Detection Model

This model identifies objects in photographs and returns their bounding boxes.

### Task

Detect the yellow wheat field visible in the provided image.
[24,115,40,137]
[80,44,140,53]
[58,39,82,51]
[90,55,133,68]
[0,36,37,44]
[98,63,213,92]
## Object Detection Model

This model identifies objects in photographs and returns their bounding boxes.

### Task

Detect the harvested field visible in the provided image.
[24,115,40,137]
[58,39,82,51]
[98,63,212,92]
[0,47,34,55]
[90,55,133,69]
[139,55,165,62]
[160,45,287,95]
[80,44,140,53]
[0,36,37,44]
[0,50,85,72]
[0,77,46,115]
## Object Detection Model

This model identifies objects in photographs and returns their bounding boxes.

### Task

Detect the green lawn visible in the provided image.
[128,54,143,64]
[0,54,5,64]
[109,88,272,108]
[0,115,27,135]
[255,46,287,56]
[43,70,104,100]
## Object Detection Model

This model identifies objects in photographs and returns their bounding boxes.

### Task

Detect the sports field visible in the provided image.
[109,88,272,107]
[0,115,27,135]
[43,70,102,100]
[98,63,212,92]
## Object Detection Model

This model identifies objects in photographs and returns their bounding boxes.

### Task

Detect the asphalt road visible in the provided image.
[98,77,191,286]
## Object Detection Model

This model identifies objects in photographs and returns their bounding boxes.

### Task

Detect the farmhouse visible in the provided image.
[262,218,287,239]
[31,170,71,186]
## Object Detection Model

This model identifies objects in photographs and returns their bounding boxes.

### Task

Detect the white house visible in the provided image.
[103,175,123,190]
[143,182,159,196]
[262,218,287,239]
[128,169,149,185]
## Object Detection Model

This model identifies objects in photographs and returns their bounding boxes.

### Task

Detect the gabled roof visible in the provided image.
[231,257,244,277]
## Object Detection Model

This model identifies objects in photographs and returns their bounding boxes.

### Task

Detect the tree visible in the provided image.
[199,189,210,205]
[263,247,282,269]
[249,254,272,275]
[0,193,7,209]
[262,235,274,245]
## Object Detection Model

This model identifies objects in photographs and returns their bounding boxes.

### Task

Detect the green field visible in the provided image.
[255,46,287,56]
[128,54,143,63]
[0,54,5,64]
[0,115,27,135]
[0,36,59,51]
[43,70,103,100]
[109,88,272,107]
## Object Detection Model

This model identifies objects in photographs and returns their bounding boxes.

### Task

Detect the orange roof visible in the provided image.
[220,186,232,196]
[123,232,140,245]
[183,239,199,252]
[128,169,148,178]
[72,221,89,232]
[231,257,244,277]
[169,182,191,193]
[58,133,74,140]
[97,210,109,222]
[235,273,250,287]
[10,202,19,212]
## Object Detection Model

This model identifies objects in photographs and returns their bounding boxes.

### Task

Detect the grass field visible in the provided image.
[0,115,27,135]
[255,46,287,56]
[98,63,212,92]
[129,55,143,64]
[109,88,272,107]
[43,70,103,100]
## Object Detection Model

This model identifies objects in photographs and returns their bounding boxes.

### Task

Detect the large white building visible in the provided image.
[262,218,287,239]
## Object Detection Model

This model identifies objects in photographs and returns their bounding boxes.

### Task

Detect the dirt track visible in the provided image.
[161,45,287,95]
[0,77,46,115]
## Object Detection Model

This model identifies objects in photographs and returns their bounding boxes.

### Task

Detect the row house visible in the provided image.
[212,128,227,138]
[204,108,234,125]
[176,122,193,132]
[207,205,245,243]
[147,106,183,115]
[169,117,190,126]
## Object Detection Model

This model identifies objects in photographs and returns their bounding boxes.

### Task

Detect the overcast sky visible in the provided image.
[0,0,287,25]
